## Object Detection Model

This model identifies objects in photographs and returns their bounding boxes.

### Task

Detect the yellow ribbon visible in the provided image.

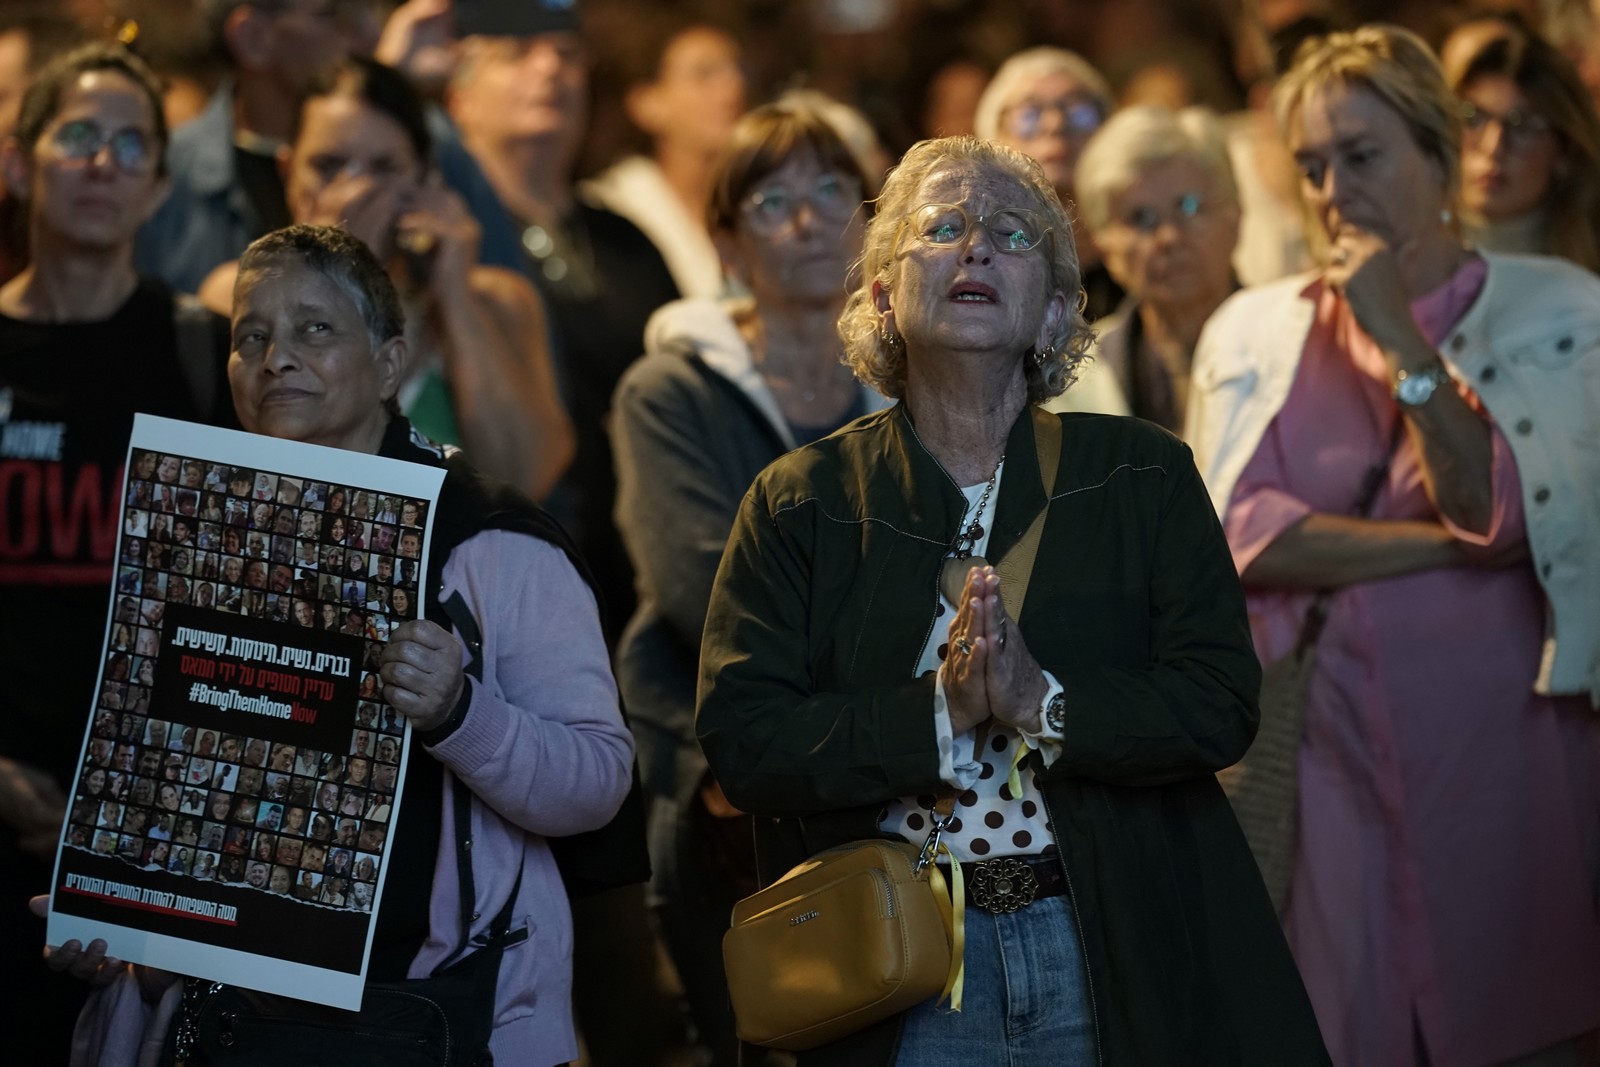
[1006,740,1030,800]
[925,843,965,1012]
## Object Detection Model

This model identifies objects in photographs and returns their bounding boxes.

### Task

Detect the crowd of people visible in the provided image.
[1,1,1598,1065]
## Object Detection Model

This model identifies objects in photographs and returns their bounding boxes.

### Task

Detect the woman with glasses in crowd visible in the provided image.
[697,133,1324,1065]
[1049,105,1241,433]
[0,43,234,1063]
[611,96,886,1067]
[1442,16,1600,272]
[974,47,1122,320]
[1189,25,1600,1064]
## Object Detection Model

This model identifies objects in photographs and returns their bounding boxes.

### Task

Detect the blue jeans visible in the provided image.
[893,894,1096,1066]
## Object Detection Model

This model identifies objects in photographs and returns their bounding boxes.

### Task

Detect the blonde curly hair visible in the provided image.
[837,136,1094,404]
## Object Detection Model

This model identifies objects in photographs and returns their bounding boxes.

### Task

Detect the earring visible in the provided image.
[1033,342,1056,366]
[880,323,901,350]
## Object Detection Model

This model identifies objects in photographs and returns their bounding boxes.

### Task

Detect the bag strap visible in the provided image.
[995,408,1062,623]
[1294,418,1405,654]
[441,773,521,974]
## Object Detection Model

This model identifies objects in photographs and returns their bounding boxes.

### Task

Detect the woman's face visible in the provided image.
[229,262,401,453]
[222,556,243,584]
[391,587,410,616]
[1458,74,1562,223]
[244,561,267,589]
[636,27,745,158]
[1289,80,1450,253]
[155,455,180,484]
[879,161,1065,367]
[729,150,864,311]
[992,69,1105,195]
[1095,157,1240,312]
[285,93,425,261]
[22,65,169,251]
[85,768,106,794]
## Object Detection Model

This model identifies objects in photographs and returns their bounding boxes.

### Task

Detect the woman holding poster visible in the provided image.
[41,225,638,1067]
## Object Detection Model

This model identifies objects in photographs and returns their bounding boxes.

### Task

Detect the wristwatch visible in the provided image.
[1044,692,1067,733]
[1393,363,1452,408]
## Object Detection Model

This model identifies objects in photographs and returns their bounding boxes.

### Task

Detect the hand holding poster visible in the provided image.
[49,415,445,1009]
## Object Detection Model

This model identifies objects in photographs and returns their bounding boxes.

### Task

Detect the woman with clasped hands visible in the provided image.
[38,225,633,1067]
[1186,25,1600,1066]
[696,136,1326,1066]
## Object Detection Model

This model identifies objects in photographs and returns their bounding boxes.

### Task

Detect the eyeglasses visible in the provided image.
[1114,192,1216,235]
[741,173,863,234]
[1460,101,1552,148]
[48,119,157,174]
[1000,97,1104,141]
[897,202,1052,255]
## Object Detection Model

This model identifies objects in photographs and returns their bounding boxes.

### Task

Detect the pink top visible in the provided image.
[1225,258,1600,1067]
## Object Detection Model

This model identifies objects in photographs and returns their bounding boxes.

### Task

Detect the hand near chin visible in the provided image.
[1325,227,1418,352]
[307,175,405,260]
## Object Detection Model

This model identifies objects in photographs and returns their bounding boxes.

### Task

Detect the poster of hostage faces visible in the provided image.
[47,415,445,1010]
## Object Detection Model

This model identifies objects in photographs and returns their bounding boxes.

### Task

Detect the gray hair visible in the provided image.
[236,224,405,352]
[837,136,1094,404]
[1074,105,1238,235]
[973,47,1113,142]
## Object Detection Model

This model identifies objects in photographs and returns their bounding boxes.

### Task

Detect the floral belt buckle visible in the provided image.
[968,857,1038,913]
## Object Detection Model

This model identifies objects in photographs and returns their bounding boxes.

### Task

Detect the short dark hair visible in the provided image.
[292,55,432,167]
[237,224,405,349]
[14,43,170,177]
[707,98,873,235]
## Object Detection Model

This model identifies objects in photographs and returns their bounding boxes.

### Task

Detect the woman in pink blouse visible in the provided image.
[1189,25,1600,1067]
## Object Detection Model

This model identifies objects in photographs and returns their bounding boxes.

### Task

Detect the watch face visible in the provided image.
[1045,693,1067,733]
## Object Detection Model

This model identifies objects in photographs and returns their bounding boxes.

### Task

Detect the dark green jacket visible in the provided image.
[697,405,1329,1066]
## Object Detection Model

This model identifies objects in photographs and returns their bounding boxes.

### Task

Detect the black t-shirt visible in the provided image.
[0,278,232,786]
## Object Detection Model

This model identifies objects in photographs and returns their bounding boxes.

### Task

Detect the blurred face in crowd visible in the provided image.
[450,34,588,156]
[245,0,363,98]
[284,91,425,263]
[1289,80,1449,253]
[1094,155,1239,310]
[629,27,745,158]
[1457,73,1562,223]
[723,148,864,311]
[4,68,169,252]
[991,70,1105,195]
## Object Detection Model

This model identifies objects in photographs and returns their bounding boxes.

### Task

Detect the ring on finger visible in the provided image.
[955,637,973,656]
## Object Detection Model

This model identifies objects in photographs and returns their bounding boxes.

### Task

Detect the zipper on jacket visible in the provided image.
[1040,786,1104,1067]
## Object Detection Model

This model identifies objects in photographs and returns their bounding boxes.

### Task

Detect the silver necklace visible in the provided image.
[940,454,1003,603]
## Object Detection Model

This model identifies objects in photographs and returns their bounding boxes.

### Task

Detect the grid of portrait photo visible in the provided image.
[65,449,430,913]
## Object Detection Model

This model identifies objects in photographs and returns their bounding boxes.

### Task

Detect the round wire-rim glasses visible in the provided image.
[895,202,1053,256]
[740,173,865,236]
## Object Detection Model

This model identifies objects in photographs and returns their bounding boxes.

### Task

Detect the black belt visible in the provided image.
[957,853,1067,913]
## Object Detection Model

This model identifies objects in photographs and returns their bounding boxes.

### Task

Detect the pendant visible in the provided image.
[940,554,989,605]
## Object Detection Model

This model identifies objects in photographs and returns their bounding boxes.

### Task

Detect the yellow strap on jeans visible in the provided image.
[925,843,965,1011]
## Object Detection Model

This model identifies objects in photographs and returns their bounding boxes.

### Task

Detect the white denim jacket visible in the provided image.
[1186,252,1600,704]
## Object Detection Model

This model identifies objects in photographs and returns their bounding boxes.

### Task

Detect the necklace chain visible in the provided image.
[952,454,1003,559]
